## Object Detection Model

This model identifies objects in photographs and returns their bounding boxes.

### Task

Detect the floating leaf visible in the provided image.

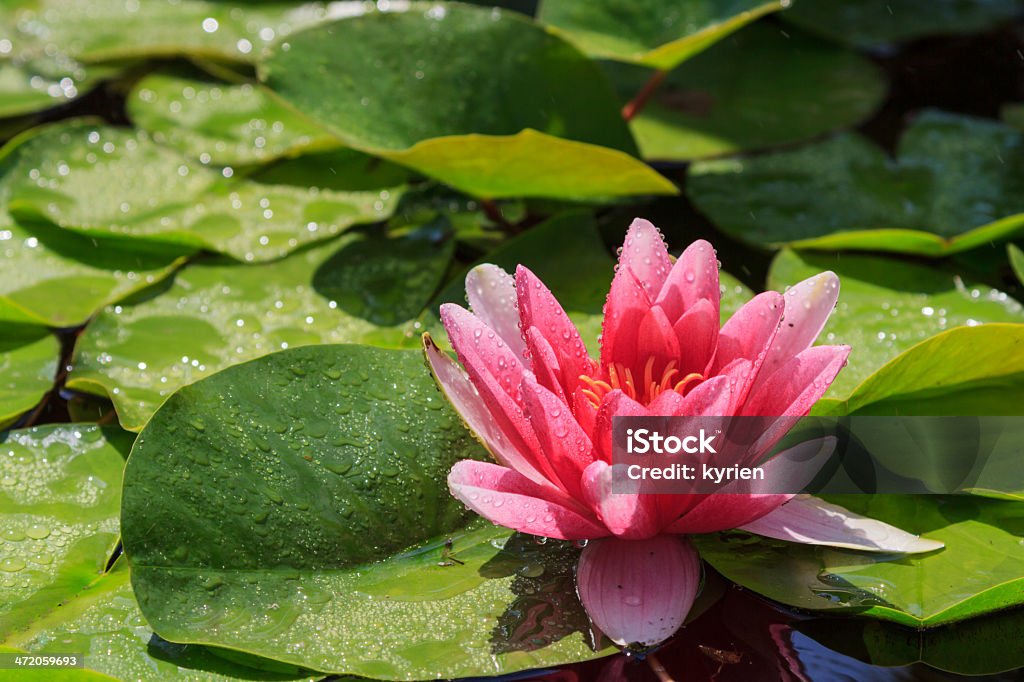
[781,0,1022,49]
[688,111,1024,255]
[3,121,402,261]
[1010,243,1024,285]
[122,345,612,678]
[697,494,1024,627]
[604,24,885,161]
[259,4,675,199]
[769,249,1024,401]
[66,228,454,431]
[538,0,787,69]
[128,70,338,167]
[0,58,113,119]
[0,425,128,641]
[0,328,58,429]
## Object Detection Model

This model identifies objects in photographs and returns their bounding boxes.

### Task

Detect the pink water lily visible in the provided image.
[424,219,942,647]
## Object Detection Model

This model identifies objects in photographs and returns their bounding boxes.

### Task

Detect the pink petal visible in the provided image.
[635,305,681,371]
[592,390,648,462]
[520,373,595,498]
[678,373,735,416]
[757,272,840,388]
[655,238,719,322]
[581,460,661,539]
[516,266,595,398]
[740,495,944,553]
[671,298,719,376]
[465,264,527,359]
[576,535,701,647]
[714,291,785,371]
[523,327,567,403]
[424,335,547,485]
[618,218,673,299]
[448,460,607,540]
[743,345,851,417]
[665,494,792,534]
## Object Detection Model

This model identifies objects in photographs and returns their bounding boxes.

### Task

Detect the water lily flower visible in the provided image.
[424,218,942,648]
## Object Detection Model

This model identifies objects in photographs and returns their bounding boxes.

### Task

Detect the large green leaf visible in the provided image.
[0,58,114,119]
[781,0,1022,49]
[604,24,885,161]
[697,494,1024,627]
[259,4,675,200]
[0,328,58,429]
[3,121,402,261]
[66,228,454,431]
[122,345,613,678]
[688,111,1024,256]
[128,71,338,167]
[4,0,327,64]
[537,0,787,70]
[0,425,128,642]
[0,217,186,328]
[769,249,1024,400]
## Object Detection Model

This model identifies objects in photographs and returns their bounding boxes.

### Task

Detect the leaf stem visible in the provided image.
[647,653,675,682]
[622,69,668,121]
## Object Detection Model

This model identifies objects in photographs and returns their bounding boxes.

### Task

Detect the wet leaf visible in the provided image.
[3,121,402,261]
[697,494,1024,627]
[66,228,454,431]
[769,249,1024,401]
[781,0,1022,49]
[122,345,613,678]
[259,4,675,199]
[0,328,58,429]
[0,59,114,119]
[538,0,787,69]
[605,24,885,161]
[688,111,1024,256]
[127,70,338,167]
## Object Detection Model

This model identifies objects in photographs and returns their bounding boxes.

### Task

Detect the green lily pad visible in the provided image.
[0,58,115,119]
[66,227,455,431]
[604,24,885,161]
[0,327,58,429]
[769,249,1024,401]
[259,4,675,200]
[3,121,402,261]
[697,494,1024,627]
[538,0,787,70]
[122,344,613,678]
[0,425,128,643]
[127,70,338,167]
[0,217,186,328]
[4,0,328,64]
[1010,244,1024,285]
[781,0,1022,49]
[688,111,1024,256]
[797,606,1024,676]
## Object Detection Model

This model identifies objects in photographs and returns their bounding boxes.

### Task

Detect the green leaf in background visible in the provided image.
[0,328,57,429]
[604,24,885,161]
[688,111,1024,255]
[0,425,128,642]
[0,59,115,119]
[260,4,675,199]
[3,0,328,64]
[3,121,402,261]
[697,494,1024,627]
[769,249,1024,401]
[1010,243,1024,285]
[66,227,454,431]
[127,70,338,167]
[538,0,788,70]
[122,345,613,678]
[781,0,1022,49]
[0,218,186,327]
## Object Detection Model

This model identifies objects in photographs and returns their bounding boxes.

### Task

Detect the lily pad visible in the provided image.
[697,494,1024,627]
[0,217,186,328]
[1010,244,1024,285]
[769,249,1024,401]
[3,121,402,261]
[66,227,455,431]
[259,4,675,199]
[122,344,613,678]
[688,111,1024,256]
[0,425,128,643]
[604,24,885,161]
[538,0,788,70]
[781,0,1023,49]
[128,70,338,167]
[0,58,113,119]
[0,327,58,429]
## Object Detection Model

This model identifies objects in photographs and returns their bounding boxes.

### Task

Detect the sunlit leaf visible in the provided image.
[0,328,58,429]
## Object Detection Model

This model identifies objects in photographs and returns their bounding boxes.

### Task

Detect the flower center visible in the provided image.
[579,357,704,408]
